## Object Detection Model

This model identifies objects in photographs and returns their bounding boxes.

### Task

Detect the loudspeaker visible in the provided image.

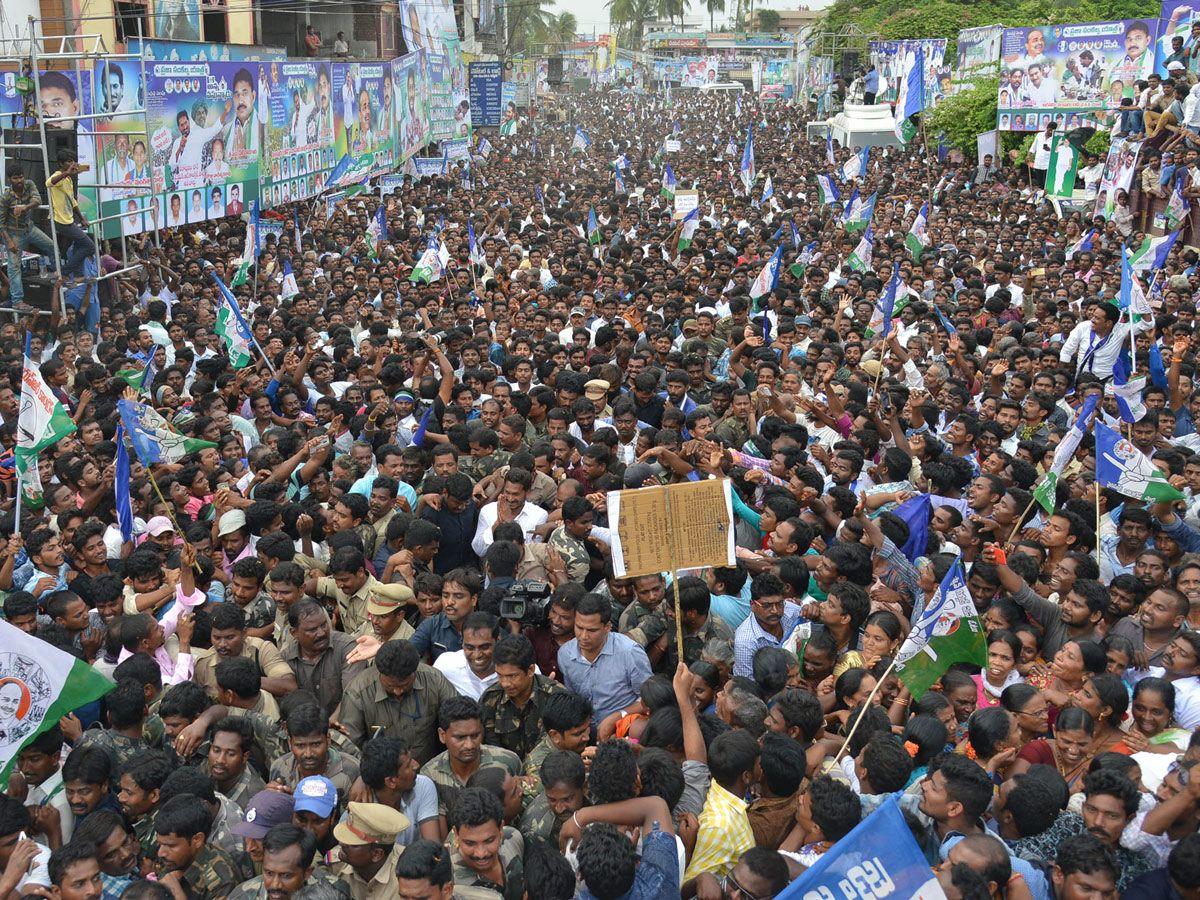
[3,127,79,194]
[19,275,53,311]
[840,50,860,78]
[548,56,563,87]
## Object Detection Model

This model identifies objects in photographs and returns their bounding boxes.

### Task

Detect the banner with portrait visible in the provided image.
[1156,0,1200,75]
[996,20,1157,132]
[33,71,99,226]
[261,60,335,209]
[955,25,1005,85]
[869,39,947,106]
[153,0,201,45]
[680,57,721,88]
[144,62,259,235]
[1095,136,1142,218]
[392,51,431,161]
[93,60,151,238]
[332,62,397,181]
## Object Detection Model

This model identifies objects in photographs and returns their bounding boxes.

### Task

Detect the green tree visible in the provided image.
[608,0,658,49]
[757,9,781,31]
[926,76,998,152]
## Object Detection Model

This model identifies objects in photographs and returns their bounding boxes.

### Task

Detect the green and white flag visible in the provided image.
[846,225,874,273]
[1096,419,1186,503]
[15,343,76,501]
[1046,135,1079,199]
[905,202,929,260]
[1032,394,1098,514]
[500,117,517,136]
[0,618,115,785]
[409,245,443,284]
[678,207,700,250]
[894,560,987,699]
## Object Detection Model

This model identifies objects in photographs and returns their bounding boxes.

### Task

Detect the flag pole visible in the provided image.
[1094,481,1103,570]
[1004,496,1039,549]
[14,330,30,536]
[834,656,900,761]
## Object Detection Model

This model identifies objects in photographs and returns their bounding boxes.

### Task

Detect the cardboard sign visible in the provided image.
[607,478,735,578]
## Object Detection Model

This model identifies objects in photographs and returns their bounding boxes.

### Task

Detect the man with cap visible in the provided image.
[583,379,611,418]
[142,516,177,554]
[230,790,295,874]
[558,307,590,344]
[216,509,256,579]
[292,775,341,866]
[307,546,414,636]
[331,802,409,899]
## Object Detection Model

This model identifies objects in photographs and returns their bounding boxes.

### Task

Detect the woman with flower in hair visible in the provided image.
[962,707,1021,782]
[900,714,948,789]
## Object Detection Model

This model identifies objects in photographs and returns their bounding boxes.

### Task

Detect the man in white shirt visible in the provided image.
[471,468,548,558]
[16,728,75,843]
[166,106,224,189]
[0,799,51,893]
[432,612,500,700]
[1030,120,1057,189]
[1060,301,1152,381]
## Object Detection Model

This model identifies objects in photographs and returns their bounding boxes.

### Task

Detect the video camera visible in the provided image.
[498,580,553,627]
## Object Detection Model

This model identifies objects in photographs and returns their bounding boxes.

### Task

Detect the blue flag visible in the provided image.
[778,798,941,899]
[1149,342,1167,389]
[117,398,216,466]
[933,305,958,335]
[895,493,931,562]
[114,426,133,543]
[411,405,434,448]
[894,47,926,142]
[138,347,159,395]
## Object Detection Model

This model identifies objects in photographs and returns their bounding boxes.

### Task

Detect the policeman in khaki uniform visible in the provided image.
[331,802,410,899]
[356,592,416,646]
[308,548,414,634]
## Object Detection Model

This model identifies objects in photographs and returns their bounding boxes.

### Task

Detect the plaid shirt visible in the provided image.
[0,180,39,236]
[683,780,756,881]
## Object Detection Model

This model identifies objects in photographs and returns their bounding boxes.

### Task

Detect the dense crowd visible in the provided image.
[5,84,1200,900]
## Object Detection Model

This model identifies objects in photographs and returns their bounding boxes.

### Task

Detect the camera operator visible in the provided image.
[523,584,584,682]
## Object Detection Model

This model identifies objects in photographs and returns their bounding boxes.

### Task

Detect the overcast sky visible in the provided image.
[547,0,834,36]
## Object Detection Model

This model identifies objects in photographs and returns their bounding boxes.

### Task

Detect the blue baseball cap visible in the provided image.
[294,776,337,818]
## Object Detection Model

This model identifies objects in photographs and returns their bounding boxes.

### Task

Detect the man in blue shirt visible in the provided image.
[864,64,880,104]
[557,593,652,726]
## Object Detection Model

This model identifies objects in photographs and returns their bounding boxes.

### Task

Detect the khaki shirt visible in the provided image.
[421,745,523,816]
[314,573,414,634]
[193,636,293,698]
[339,664,457,763]
[269,747,360,800]
[332,847,401,900]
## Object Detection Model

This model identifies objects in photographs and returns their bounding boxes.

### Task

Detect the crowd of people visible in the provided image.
[5,84,1200,900]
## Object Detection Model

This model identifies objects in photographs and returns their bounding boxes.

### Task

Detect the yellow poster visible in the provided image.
[607,478,736,578]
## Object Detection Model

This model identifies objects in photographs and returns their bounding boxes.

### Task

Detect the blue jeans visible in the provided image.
[6,225,55,302]
[54,222,94,278]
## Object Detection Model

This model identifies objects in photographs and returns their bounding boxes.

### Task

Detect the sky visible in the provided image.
[545,0,834,36]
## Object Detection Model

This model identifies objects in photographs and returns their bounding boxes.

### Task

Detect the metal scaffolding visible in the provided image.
[0,16,151,321]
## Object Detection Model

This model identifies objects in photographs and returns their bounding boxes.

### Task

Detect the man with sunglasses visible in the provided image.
[691,847,792,899]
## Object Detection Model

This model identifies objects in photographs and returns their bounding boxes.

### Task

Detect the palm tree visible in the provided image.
[705,0,725,31]
[607,0,657,49]
[528,10,578,52]
[657,0,688,28]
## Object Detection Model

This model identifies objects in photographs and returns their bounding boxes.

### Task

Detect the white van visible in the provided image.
[699,81,746,94]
